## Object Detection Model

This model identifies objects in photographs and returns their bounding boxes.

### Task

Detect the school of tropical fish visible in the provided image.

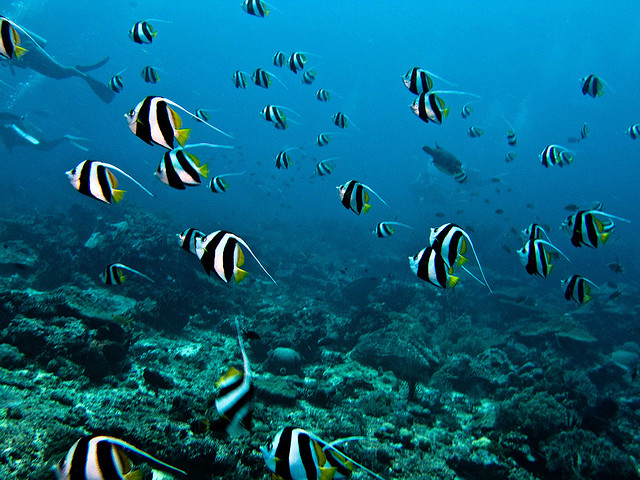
[0,3,638,479]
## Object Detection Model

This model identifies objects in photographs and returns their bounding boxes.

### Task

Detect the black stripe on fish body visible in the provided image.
[253,69,269,88]
[340,181,355,210]
[317,134,329,145]
[141,22,153,42]
[316,89,329,101]
[76,160,94,199]
[430,248,448,288]
[302,70,315,84]
[218,380,255,426]
[65,436,90,480]
[109,75,123,92]
[161,151,186,189]
[249,0,266,17]
[376,223,393,237]
[155,99,176,149]
[575,277,586,303]
[221,236,239,283]
[564,275,577,300]
[276,152,290,169]
[142,66,158,83]
[416,93,430,122]
[273,51,285,67]
[630,125,640,139]
[180,228,199,252]
[274,427,295,479]
[582,75,594,96]
[297,432,321,480]
[0,20,14,58]
[445,230,465,267]
[316,162,330,175]
[352,183,366,214]
[507,130,517,145]
[429,94,444,124]
[199,231,225,276]
[95,438,124,479]
[333,113,346,128]
[524,241,538,275]
[583,213,600,248]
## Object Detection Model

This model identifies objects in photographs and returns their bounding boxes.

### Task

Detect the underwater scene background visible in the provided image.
[1,0,640,479]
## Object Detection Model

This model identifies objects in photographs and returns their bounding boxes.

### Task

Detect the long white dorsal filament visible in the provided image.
[163,98,234,139]
[233,235,277,285]
[97,161,154,197]
[114,263,154,283]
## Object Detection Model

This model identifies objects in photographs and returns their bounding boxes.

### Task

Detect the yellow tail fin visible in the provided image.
[13,45,27,58]
[112,189,126,203]
[600,232,610,245]
[176,128,191,146]
[235,268,249,284]
[449,275,459,288]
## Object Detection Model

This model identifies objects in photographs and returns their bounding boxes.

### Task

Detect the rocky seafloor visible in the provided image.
[1,205,640,480]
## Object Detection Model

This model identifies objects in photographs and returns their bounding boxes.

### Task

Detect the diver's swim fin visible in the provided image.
[82,73,115,104]
[75,56,110,73]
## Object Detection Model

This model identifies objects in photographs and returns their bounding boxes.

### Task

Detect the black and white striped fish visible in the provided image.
[232,70,249,89]
[214,318,255,436]
[315,89,331,101]
[0,17,26,59]
[332,112,354,129]
[252,68,286,89]
[66,160,153,204]
[411,92,449,124]
[125,96,232,149]
[316,133,331,146]
[54,435,185,480]
[301,69,316,84]
[409,246,459,289]
[337,180,388,215]
[196,230,277,284]
[429,222,491,291]
[539,144,574,168]
[128,21,156,44]
[261,104,288,129]
[315,157,338,176]
[288,52,306,73]
[373,221,413,238]
[626,124,640,139]
[108,71,125,93]
[140,65,160,84]
[209,171,245,193]
[402,67,434,95]
[562,210,630,248]
[581,74,605,97]
[467,126,483,137]
[517,238,569,277]
[177,228,206,256]
[242,0,270,17]
[155,148,208,189]
[562,275,598,305]
[195,109,211,122]
[102,263,154,285]
[262,427,384,480]
[506,129,517,146]
[505,152,517,163]
[273,50,286,67]
[580,122,589,140]
[461,103,473,118]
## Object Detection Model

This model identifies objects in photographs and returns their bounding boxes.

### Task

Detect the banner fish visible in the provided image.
[54,435,185,480]
[337,180,388,215]
[562,210,630,248]
[518,238,570,277]
[562,275,599,305]
[102,263,154,285]
[410,246,459,289]
[66,160,153,204]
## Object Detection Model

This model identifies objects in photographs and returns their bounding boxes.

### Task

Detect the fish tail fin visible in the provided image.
[176,128,191,146]
[13,45,27,58]
[124,470,142,480]
[199,163,209,178]
[319,467,337,480]
[112,189,125,203]
[600,232,610,245]
[235,268,249,283]
[449,275,459,288]
[457,255,468,266]
[362,204,372,214]
[584,294,592,303]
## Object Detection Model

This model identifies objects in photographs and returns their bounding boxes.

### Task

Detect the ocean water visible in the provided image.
[1,0,640,479]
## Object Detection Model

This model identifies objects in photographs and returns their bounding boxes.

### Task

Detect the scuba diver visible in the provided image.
[1,18,114,104]
[0,112,88,152]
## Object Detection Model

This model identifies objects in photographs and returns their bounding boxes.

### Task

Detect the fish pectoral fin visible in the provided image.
[319,467,338,480]
[124,469,143,480]
[176,128,191,146]
[112,189,126,203]
[448,275,459,288]
[234,268,249,284]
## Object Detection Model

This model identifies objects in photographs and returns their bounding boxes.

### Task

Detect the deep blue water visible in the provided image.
[1,0,639,298]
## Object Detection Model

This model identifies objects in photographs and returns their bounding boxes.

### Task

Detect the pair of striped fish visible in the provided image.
[410,223,492,291]
[518,223,570,278]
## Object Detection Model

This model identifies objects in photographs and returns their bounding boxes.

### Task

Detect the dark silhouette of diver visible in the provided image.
[0,112,88,152]
[1,22,115,104]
